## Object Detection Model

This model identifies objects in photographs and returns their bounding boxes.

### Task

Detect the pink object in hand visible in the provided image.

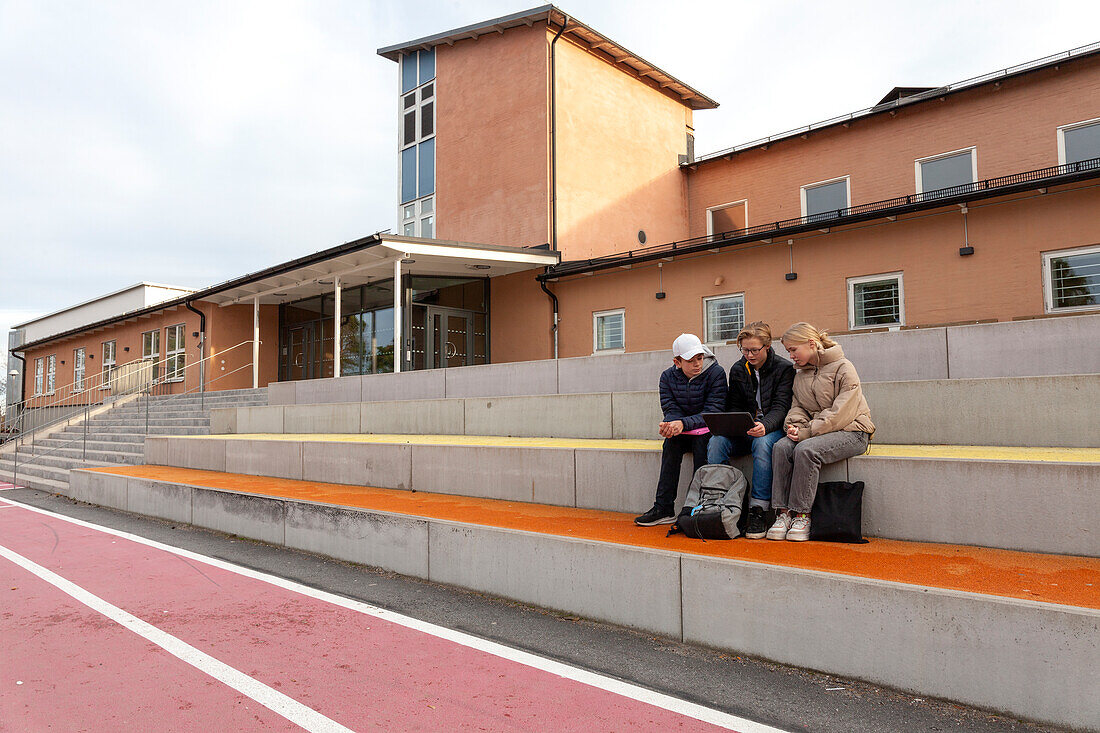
[682,427,710,435]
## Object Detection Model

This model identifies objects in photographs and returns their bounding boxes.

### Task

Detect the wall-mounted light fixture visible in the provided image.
[959,205,975,256]
[655,262,666,300]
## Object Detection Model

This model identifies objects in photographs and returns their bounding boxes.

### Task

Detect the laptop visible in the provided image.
[701,412,756,438]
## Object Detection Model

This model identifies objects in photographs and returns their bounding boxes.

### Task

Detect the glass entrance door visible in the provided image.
[427,307,475,369]
[286,323,322,380]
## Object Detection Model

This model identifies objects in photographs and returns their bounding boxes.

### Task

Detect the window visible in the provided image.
[46,354,56,394]
[916,148,976,195]
[142,329,160,380]
[1058,118,1100,165]
[707,200,747,237]
[704,294,745,344]
[101,340,116,388]
[593,309,625,353]
[165,324,185,381]
[1044,244,1100,313]
[34,358,43,396]
[848,273,904,329]
[801,177,849,220]
[73,348,85,392]
[397,50,436,237]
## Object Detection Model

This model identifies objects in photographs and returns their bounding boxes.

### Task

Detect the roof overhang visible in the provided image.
[376,5,717,111]
[205,235,559,307]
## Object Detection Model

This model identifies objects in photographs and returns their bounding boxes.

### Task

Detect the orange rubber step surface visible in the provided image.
[87,465,1100,610]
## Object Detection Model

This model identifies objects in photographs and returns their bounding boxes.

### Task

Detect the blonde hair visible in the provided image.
[782,322,837,350]
[736,321,772,346]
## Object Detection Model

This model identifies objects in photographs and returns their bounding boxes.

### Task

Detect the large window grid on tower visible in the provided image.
[398,49,436,237]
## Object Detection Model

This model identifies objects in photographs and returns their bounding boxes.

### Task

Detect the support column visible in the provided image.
[393,258,403,373]
[334,276,342,379]
[252,297,259,389]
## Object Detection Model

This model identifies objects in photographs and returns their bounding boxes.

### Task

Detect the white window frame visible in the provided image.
[45,354,56,395]
[915,146,977,194]
[1057,117,1100,165]
[34,357,43,396]
[101,340,116,390]
[165,324,185,382]
[142,329,160,380]
[397,53,436,238]
[800,176,850,218]
[1042,243,1100,314]
[73,347,85,392]
[703,292,746,346]
[706,199,748,237]
[592,308,625,354]
[847,272,905,330]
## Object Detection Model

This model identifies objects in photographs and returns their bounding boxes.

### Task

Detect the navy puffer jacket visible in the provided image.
[659,357,728,432]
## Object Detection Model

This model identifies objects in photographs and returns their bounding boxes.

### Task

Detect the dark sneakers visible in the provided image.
[744,506,768,539]
[634,506,675,526]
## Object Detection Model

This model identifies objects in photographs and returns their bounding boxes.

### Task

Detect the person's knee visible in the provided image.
[792,440,825,466]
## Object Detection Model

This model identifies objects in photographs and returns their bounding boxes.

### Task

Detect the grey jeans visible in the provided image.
[771,431,870,514]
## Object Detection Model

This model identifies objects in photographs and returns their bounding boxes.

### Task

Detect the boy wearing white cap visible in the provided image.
[634,333,727,526]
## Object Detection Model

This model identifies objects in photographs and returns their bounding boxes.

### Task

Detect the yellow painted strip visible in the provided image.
[181,433,1100,462]
[202,433,662,451]
[866,444,1100,463]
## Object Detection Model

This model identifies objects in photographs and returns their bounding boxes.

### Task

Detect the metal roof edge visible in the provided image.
[688,41,1100,167]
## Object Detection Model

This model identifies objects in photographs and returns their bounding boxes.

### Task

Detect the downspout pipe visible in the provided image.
[539,277,559,360]
[184,300,206,393]
[10,352,25,420]
[549,14,568,252]
[545,14,568,361]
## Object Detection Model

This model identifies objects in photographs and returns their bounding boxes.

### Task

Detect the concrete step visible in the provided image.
[62,425,209,436]
[144,434,1100,558]
[0,459,73,484]
[85,417,210,428]
[2,470,67,494]
[65,464,1100,732]
[1,452,114,472]
[267,315,1100,406]
[35,436,145,452]
[17,445,142,465]
[227,374,1100,448]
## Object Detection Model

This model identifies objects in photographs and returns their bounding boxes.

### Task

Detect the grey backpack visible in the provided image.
[672,464,747,540]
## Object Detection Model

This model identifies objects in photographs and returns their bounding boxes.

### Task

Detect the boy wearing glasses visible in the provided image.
[706,322,795,538]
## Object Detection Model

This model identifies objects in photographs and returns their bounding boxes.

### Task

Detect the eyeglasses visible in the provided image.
[740,346,765,356]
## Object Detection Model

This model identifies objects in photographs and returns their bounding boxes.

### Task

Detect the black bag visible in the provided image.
[809,481,868,543]
[670,464,747,540]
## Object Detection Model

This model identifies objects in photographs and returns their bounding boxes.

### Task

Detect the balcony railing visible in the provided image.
[541,156,1100,280]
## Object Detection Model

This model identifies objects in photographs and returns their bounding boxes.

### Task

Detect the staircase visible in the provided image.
[0,388,268,494]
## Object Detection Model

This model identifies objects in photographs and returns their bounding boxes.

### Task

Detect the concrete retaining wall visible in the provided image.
[266,314,1100,405]
[143,435,1100,557]
[63,467,1100,731]
[227,374,1100,447]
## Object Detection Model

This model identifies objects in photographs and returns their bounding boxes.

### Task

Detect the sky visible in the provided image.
[2,0,1098,358]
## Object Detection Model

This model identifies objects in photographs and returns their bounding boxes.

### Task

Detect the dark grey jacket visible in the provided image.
[725,350,795,435]
[659,357,728,432]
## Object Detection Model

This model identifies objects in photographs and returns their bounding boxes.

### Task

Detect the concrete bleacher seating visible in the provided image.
[48,316,1100,729]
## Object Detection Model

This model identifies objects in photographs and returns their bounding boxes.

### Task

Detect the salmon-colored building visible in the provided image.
[7,5,1100,415]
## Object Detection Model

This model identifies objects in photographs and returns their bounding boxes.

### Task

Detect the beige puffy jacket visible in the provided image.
[784,344,875,440]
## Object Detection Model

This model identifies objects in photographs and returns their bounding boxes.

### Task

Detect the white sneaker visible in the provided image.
[787,514,811,541]
[766,511,792,540]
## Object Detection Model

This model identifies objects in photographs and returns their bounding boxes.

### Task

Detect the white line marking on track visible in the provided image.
[0,540,354,733]
[0,497,787,733]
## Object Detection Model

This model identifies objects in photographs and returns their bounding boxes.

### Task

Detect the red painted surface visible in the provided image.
[0,504,733,731]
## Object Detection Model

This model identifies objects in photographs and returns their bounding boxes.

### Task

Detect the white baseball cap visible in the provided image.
[672,333,712,360]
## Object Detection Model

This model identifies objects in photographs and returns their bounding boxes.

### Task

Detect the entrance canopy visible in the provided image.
[202,235,558,307]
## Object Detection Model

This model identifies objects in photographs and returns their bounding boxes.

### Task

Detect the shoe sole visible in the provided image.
[745,530,767,539]
[634,516,675,527]
[765,531,787,541]
[786,533,810,541]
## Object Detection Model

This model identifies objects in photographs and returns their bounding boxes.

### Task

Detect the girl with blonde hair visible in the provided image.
[767,323,874,541]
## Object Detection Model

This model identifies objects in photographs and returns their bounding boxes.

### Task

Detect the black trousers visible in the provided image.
[653,433,710,514]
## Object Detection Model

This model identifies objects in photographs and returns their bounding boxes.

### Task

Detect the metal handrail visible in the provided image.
[3,339,257,451]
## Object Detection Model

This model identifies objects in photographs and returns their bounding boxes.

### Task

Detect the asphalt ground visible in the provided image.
[0,487,1065,732]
